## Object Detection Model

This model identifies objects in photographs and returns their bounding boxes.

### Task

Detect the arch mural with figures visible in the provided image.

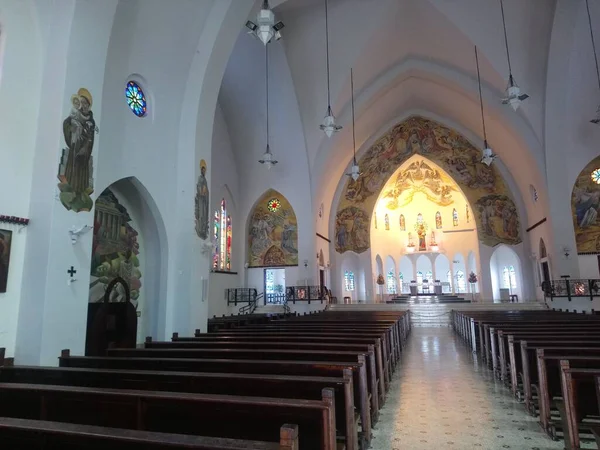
[335,116,521,254]
[571,155,600,253]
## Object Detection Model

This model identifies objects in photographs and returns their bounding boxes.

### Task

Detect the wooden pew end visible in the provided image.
[280,423,299,450]
[60,349,70,358]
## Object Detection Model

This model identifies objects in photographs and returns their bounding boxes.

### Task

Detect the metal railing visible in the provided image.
[239,292,261,315]
[226,288,258,306]
[285,285,326,304]
[543,279,600,301]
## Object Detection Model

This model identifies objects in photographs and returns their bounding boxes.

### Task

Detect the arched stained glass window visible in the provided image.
[125,81,147,117]
[453,208,459,227]
[387,270,397,294]
[503,265,517,290]
[399,215,406,231]
[456,270,466,293]
[398,272,404,293]
[435,211,442,229]
[446,270,452,291]
[384,214,390,230]
[425,270,432,282]
[212,199,232,271]
[344,271,355,291]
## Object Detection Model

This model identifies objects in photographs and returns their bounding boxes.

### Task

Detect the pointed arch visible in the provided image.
[539,238,547,259]
[247,189,298,267]
[571,154,600,253]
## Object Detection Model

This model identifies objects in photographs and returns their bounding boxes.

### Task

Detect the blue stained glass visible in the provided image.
[592,169,600,185]
[125,81,147,117]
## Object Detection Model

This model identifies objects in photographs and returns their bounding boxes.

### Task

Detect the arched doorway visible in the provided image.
[416,255,432,294]
[490,245,522,302]
[452,253,467,294]
[398,255,412,295]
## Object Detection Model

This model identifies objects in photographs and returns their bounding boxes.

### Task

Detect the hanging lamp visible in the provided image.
[245,0,285,46]
[475,46,497,166]
[319,0,342,137]
[259,45,278,169]
[345,69,361,181]
[499,0,528,110]
[586,0,600,124]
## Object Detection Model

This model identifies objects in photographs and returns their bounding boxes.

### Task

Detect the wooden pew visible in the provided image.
[58,353,372,444]
[0,382,336,450]
[0,363,358,450]
[0,417,299,450]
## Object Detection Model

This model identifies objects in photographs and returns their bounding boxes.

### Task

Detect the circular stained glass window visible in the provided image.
[125,81,147,117]
[267,198,281,213]
[592,169,600,185]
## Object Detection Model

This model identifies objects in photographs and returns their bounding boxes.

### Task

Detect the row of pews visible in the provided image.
[0,309,409,450]
[452,309,600,450]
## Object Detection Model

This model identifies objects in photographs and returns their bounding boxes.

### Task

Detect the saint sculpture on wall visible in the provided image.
[57,87,99,212]
[195,159,209,239]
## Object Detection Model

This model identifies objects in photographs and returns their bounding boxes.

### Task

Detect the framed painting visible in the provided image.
[0,229,12,293]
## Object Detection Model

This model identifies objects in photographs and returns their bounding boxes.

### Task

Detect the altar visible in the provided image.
[407,281,451,296]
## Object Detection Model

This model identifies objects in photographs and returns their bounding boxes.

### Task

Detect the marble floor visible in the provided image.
[371,327,594,450]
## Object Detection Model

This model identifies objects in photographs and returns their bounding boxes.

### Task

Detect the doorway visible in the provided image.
[320,269,325,292]
[541,261,550,287]
[264,268,286,304]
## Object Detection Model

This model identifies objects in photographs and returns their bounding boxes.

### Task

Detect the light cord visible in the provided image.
[351,68,356,162]
[325,0,331,108]
[499,0,513,77]
[586,0,600,91]
[475,46,488,142]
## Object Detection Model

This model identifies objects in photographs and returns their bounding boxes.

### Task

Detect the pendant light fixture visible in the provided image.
[259,45,278,169]
[586,0,600,124]
[246,0,285,46]
[475,46,497,166]
[345,69,361,181]
[319,0,342,137]
[499,0,528,111]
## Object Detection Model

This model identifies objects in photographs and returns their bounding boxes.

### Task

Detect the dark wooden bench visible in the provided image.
[0,417,298,450]
[58,353,372,444]
[0,382,335,450]
[0,364,358,450]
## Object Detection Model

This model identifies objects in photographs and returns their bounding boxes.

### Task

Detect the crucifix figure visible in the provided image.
[68,266,77,278]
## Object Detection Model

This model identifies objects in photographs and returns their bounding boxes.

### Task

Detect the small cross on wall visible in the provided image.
[68,266,77,278]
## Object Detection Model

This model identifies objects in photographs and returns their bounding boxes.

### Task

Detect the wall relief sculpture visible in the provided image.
[248,189,298,267]
[57,87,98,212]
[335,116,521,253]
[195,159,209,239]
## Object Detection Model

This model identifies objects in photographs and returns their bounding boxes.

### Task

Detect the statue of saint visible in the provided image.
[195,159,209,239]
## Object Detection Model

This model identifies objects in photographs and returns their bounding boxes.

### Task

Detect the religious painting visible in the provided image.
[248,189,298,267]
[435,211,442,229]
[335,206,370,253]
[57,87,98,213]
[0,229,12,293]
[89,189,142,310]
[474,194,520,245]
[399,214,406,231]
[334,116,521,253]
[384,214,390,230]
[195,159,209,239]
[571,156,600,252]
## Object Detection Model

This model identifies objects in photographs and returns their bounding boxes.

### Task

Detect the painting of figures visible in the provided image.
[335,206,370,253]
[572,156,600,253]
[195,159,209,239]
[335,116,521,253]
[89,189,142,309]
[0,229,12,293]
[57,87,98,212]
[248,189,298,267]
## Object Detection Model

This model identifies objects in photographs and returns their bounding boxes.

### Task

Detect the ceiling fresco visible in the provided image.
[335,116,521,254]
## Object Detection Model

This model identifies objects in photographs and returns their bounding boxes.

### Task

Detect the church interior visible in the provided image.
[2,0,600,448]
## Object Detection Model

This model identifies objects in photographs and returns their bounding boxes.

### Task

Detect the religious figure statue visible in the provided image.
[195,159,209,239]
[417,225,427,251]
[58,87,98,212]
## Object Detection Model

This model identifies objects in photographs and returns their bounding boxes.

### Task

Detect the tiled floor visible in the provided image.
[371,327,591,450]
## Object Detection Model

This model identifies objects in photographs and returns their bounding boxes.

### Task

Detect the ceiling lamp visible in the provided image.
[586,0,600,124]
[499,0,528,111]
[345,69,361,181]
[475,46,497,167]
[246,0,285,46]
[259,45,278,169]
[319,0,342,138]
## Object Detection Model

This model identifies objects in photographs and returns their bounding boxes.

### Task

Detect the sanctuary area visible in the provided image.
[1,0,600,449]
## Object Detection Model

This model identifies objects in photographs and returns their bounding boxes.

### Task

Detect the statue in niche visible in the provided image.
[57,87,98,212]
[414,221,428,251]
[195,159,209,239]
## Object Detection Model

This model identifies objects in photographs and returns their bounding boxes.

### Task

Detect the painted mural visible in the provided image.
[57,87,98,212]
[335,116,521,253]
[89,189,142,310]
[571,155,600,253]
[248,189,298,267]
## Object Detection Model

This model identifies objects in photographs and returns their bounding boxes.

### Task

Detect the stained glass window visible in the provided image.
[398,273,404,293]
[435,211,442,229]
[344,271,355,291]
[456,270,466,293]
[466,205,470,223]
[453,208,459,227]
[416,271,423,293]
[503,266,517,289]
[446,270,452,290]
[387,270,397,294]
[212,198,233,271]
[425,270,432,282]
[384,214,390,230]
[267,198,281,212]
[125,81,147,117]
[399,215,406,231]
[592,169,600,185]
